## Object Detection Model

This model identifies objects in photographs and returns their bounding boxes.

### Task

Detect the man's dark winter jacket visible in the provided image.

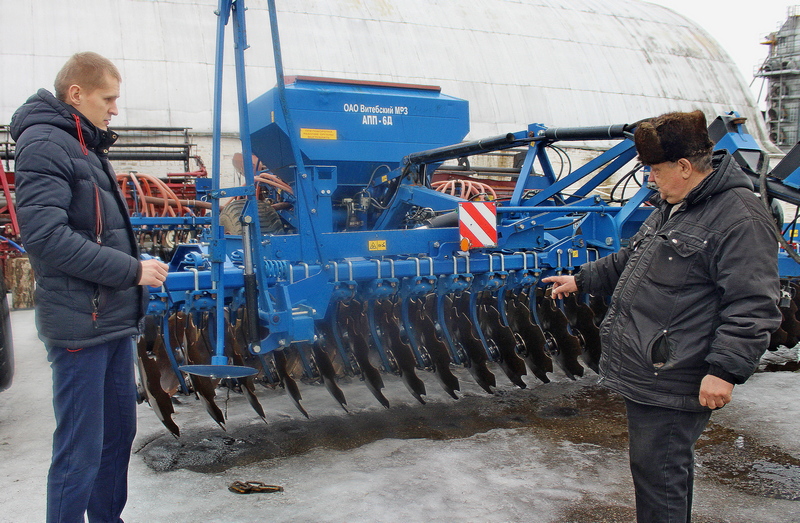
[10,89,146,348]
[575,151,781,411]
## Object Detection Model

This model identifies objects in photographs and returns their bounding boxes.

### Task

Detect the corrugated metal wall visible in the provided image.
[0,0,768,145]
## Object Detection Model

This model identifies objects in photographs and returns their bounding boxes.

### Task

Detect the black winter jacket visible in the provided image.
[10,89,146,348]
[575,151,781,411]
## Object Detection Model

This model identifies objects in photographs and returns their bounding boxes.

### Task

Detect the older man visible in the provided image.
[11,52,168,522]
[543,111,781,523]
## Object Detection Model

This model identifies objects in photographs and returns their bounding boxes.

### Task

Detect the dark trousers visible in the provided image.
[625,399,712,523]
[47,337,137,523]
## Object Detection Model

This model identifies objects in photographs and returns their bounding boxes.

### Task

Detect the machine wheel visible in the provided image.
[219,199,284,235]
[0,264,14,392]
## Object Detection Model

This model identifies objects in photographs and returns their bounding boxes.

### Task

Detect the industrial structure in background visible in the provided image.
[758,5,800,150]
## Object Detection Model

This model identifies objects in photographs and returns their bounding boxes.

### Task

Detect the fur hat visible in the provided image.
[633,110,714,165]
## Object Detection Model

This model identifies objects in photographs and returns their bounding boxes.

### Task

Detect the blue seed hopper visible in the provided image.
[248,76,470,189]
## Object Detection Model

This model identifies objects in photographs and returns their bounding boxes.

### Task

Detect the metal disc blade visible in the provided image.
[179,364,258,379]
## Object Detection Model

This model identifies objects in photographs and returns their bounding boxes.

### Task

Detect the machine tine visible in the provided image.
[464,288,527,390]
[782,298,800,348]
[536,291,585,380]
[434,292,466,365]
[232,306,265,373]
[256,353,281,386]
[464,290,495,362]
[782,282,800,345]
[293,343,319,380]
[314,320,346,377]
[366,300,396,373]
[272,349,309,418]
[151,322,180,396]
[339,301,391,408]
[225,313,267,423]
[168,311,186,355]
[504,290,552,383]
[414,296,460,399]
[792,281,800,312]
[769,282,796,350]
[398,295,433,370]
[457,313,497,393]
[324,304,360,377]
[185,313,226,429]
[477,299,527,389]
[375,300,426,404]
[449,293,496,393]
[136,316,180,437]
[311,337,348,411]
[561,294,602,373]
[239,375,267,421]
[165,312,190,394]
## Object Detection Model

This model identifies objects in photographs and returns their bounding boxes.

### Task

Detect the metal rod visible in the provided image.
[209,0,229,366]
[497,205,620,213]
[539,124,630,141]
[403,133,527,166]
[266,0,323,263]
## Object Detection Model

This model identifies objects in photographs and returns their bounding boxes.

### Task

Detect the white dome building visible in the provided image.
[0,0,770,163]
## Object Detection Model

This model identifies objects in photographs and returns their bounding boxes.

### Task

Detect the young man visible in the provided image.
[10,52,168,522]
[543,111,781,523]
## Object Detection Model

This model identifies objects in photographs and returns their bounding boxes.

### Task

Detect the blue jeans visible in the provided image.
[625,399,712,523]
[47,337,137,523]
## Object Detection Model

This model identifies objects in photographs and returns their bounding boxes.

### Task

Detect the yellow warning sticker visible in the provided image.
[300,128,338,140]
[369,240,387,251]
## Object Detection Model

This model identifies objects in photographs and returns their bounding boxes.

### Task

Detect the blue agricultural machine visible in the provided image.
[132,0,800,436]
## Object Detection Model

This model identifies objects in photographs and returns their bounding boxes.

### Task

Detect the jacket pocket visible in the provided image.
[648,331,671,369]
[646,229,707,287]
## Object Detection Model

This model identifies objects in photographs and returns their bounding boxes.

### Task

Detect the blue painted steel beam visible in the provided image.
[130,217,212,226]
[525,139,637,207]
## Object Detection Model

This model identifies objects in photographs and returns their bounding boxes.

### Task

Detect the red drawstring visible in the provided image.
[73,114,88,155]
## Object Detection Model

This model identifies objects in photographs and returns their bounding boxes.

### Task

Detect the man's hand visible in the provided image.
[699,374,734,410]
[541,275,578,300]
[138,258,169,287]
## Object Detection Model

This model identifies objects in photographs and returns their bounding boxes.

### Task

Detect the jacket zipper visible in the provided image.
[616,204,686,374]
[92,288,100,329]
[609,210,668,376]
[93,184,103,328]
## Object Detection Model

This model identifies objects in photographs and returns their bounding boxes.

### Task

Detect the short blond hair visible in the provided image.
[54,52,121,101]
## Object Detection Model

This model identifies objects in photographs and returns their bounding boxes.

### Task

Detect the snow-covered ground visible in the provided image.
[1,309,799,523]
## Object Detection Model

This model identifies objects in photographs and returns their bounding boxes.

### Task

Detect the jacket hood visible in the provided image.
[10,88,116,152]
[649,151,754,209]
[686,150,754,203]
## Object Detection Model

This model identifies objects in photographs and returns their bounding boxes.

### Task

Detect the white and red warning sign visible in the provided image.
[458,201,497,250]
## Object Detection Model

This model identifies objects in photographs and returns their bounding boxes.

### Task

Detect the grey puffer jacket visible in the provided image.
[575,151,781,411]
[10,89,146,348]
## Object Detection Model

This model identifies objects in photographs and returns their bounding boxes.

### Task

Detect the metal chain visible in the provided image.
[228,480,284,494]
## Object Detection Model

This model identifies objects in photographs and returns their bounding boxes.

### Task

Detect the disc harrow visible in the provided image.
[139,278,615,435]
[132,0,800,436]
